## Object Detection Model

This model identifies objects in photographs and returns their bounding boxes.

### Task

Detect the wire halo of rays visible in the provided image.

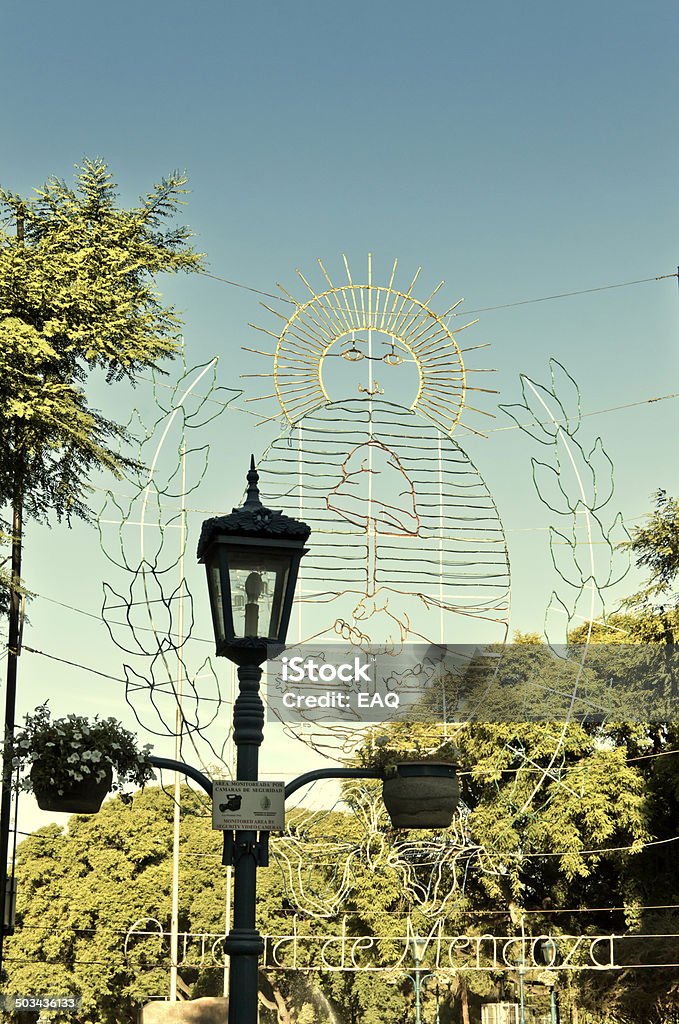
[245,254,497,437]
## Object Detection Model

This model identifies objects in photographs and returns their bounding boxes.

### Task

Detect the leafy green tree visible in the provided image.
[0,159,204,984]
[350,665,678,1024]
[0,159,203,607]
[4,786,222,1023]
[3,791,416,1024]
[5,760,677,1024]
[623,490,679,609]
[511,484,679,1024]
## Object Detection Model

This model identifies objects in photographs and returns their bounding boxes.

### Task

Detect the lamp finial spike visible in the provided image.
[244,457,261,508]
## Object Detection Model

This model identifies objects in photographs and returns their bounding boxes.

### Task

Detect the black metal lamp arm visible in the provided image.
[149,756,214,797]
[149,756,383,803]
[284,767,383,799]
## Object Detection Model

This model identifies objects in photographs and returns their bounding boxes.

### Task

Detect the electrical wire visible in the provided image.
[627,749,679,762]
[7,883,679,919]
[199,264,678,316]
[489,391,679,435]
[199,269,294,304]
[13,814,679,862]
[517,834,679,858]
[10,903,679,929]
[33,591,214,643]
[20,645,223,702]
[22,646,125,684]
[16,638,679,769]
[456,272,678,317]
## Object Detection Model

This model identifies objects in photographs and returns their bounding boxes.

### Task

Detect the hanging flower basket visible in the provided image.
[6,704,155,816]
[382,761,460,829]
[31,762,114,814]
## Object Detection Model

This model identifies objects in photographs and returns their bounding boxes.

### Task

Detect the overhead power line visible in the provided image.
[200,270,293,303]
[459,272,678,316]
[198,265,678,315]
[489,391,679,435]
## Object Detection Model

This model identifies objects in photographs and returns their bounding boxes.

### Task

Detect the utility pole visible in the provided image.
[169,442,187,1002]
[0,206,25,979]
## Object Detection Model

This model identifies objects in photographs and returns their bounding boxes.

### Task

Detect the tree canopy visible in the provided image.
[0,160,203,596]
[623,490,679,609]
[4,706,678,1024]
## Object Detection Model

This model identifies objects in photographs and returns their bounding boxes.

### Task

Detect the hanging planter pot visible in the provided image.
[382,761,460,829]
[7,705,156,815]
[31,762,114,815]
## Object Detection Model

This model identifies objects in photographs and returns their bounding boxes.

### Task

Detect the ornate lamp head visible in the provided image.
[197,457,310,665]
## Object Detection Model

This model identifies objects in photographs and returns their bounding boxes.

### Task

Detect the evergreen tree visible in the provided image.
[0,159,203,597]
[0,158,204,980]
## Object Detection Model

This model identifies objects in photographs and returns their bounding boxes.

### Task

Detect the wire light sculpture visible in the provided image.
[98,354,242,773]
[95,264,634,940]
[244,254,511,760]
[500,357,630,641]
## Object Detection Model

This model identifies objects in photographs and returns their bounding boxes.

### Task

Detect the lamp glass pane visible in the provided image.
[411,936,428,963]
[228,550,292,639]
[207,560,226,643]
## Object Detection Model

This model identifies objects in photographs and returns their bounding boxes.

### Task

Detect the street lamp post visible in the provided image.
[405,935,446,1024]
[197,457,311,1024]
[539,939,559,1024]
[411,935,426,1024]
[549,986,558,1024]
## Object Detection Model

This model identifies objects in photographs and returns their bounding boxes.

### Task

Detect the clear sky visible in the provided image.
[2,0,679,830]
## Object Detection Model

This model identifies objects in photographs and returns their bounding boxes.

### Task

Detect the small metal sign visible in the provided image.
[212,781,285,831]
